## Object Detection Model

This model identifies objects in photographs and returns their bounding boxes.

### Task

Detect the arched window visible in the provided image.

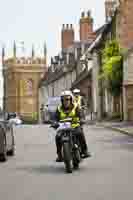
[20,78,33,96]
[26,79,33,95]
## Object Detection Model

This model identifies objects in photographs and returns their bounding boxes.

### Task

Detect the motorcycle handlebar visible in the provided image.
[50,120,86,129]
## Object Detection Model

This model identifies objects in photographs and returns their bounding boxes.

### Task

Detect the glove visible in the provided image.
[50,122,59,129]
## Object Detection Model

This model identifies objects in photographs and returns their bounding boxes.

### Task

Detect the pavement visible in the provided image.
[98,121,133,136]
[86,114,133,136]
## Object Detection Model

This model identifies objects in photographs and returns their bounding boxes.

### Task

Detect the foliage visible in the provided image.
[32,112,38,121]
[101,40,123,97]
[22,112,38,124]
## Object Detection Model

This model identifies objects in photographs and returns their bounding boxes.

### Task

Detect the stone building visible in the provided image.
[2,43,47,122]
[39,11,96,117]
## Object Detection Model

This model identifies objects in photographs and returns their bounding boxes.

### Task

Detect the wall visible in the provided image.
[91,52,102,120]
[123,49,133,120]
[117,0,133,49]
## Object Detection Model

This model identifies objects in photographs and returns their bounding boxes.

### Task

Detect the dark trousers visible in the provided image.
[55,126,88,155]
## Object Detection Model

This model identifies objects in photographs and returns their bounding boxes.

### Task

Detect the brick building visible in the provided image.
[117,0,133,49]
[116,0,133,120]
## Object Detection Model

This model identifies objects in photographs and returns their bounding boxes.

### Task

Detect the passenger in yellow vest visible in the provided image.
[73,89,85,108]
[54,90,90,162]
[73,88,86,119]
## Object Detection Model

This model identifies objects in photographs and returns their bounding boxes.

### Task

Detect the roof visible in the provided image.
[72,68,91,88]
[41,63,76,86]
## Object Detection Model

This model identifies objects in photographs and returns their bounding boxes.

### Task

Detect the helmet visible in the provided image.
[73,88,80,94]
[60,90,74,103]
[61,90,73,97]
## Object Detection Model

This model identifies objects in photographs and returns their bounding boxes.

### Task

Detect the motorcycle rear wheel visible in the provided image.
[63,142,72,173]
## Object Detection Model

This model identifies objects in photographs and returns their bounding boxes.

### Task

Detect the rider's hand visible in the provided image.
[51,122,59,129]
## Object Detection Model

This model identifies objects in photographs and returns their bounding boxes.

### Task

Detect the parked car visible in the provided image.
[0,117,15,162]
[43,97,61,123]
[7,112,22,126]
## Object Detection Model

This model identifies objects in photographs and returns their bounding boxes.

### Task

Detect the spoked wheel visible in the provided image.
[63,142,72,173]
[72,149,81,169]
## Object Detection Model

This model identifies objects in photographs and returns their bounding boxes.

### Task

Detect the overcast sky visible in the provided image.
[0,0,105,106]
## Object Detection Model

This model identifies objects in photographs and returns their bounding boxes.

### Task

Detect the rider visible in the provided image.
[73,88,86,119]
[72,88,85,108]
[54,90,90,162]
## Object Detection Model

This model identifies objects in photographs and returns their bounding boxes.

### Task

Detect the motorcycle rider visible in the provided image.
[54,90,91,162]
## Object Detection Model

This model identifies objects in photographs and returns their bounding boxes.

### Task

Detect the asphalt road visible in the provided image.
[0,124,133,200]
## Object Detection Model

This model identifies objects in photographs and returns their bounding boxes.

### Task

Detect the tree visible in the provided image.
[101,40,123,97]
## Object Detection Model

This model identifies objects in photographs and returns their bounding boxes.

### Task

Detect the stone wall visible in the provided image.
[123,48,133,120]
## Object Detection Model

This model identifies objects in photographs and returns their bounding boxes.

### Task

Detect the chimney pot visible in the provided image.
[81,12,85,18]
[87,10,91,17]
[105,0,117,22]
[66,24,69,29]
[62,24,65,29]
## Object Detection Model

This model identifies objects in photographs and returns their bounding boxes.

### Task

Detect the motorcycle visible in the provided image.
[51,119,82,173]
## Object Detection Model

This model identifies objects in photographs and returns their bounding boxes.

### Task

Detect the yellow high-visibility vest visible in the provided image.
[74,96,82,108]
[58,105,80,128]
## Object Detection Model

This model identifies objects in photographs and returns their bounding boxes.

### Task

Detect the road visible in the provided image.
[0,124,133,200]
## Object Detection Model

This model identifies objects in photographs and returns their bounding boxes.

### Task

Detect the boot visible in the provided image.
[81,151,91,159]
[56,153,63,162]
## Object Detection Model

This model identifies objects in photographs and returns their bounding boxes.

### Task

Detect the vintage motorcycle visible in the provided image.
[51,119,82,173]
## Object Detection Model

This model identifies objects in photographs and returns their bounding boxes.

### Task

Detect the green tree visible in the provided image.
[101,40,123,97]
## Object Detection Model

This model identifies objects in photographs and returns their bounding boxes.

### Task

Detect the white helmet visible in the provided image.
[73,88,80,94]
[61,90,73,97]
[61,90,74,101]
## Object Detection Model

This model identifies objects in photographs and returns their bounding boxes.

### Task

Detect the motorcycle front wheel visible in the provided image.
[63,142,72,173]
[72,148,81,169]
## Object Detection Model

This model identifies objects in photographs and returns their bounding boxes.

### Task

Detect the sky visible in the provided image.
[0,0,105,107]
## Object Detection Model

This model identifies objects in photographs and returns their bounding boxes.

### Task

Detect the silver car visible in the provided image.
[0,114,15,162]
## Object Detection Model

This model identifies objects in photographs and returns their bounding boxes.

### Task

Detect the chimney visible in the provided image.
[105,0,117,22]
[79,11,94,42]
[61,24,75,51]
